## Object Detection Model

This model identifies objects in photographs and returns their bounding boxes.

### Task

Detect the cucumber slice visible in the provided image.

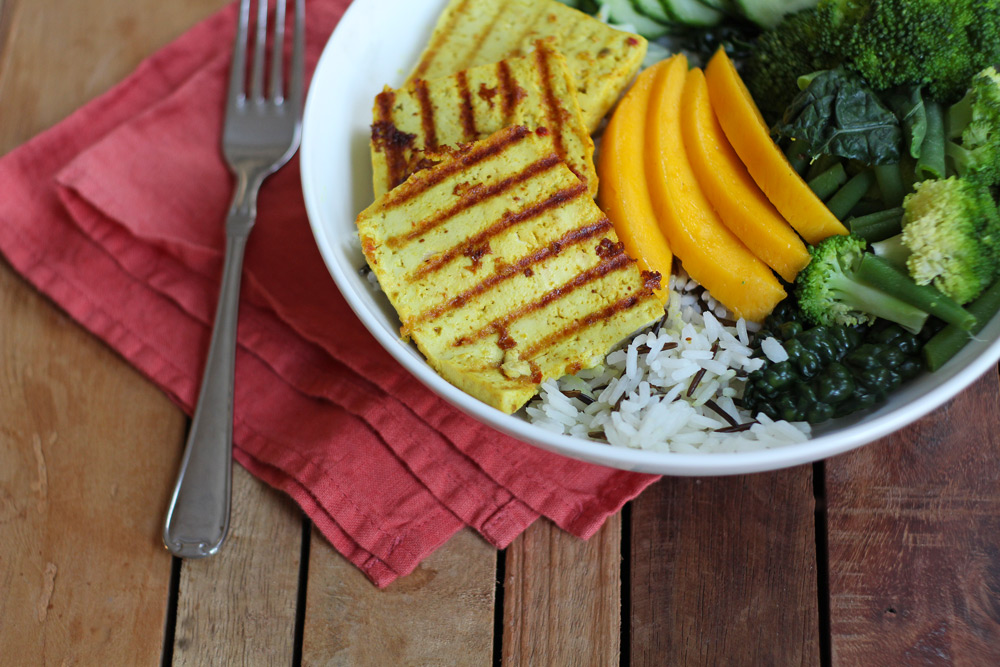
[604,0,671,38]
[660,0,723,27]
[632,0,672,23]
[733,0,818,28]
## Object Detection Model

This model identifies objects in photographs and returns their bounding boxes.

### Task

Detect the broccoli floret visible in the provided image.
[946,66,1000,186]
[744,0,1000,123]
[796,234,929,332]
[835,0,998,103]
[965,0,1000,62]
[743,9,842,123]
[898,176,1000,304]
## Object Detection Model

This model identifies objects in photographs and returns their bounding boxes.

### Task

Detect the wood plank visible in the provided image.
[826,369,1000,664]
[0,0,236,663]
[630,469,821,666]
[0,0,229,153]
[0,1,243,664]
[172,465,304,665]
[0,259,186,663]
[0,1,10,73]
[502,516,622,666]
[300,526,497,666]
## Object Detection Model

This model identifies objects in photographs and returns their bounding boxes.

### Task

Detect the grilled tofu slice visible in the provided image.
[357,125,663,414]
[371,40,596,199]
[407,0,647,133]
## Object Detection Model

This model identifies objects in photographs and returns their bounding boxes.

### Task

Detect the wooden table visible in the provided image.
[3,1,1000,664]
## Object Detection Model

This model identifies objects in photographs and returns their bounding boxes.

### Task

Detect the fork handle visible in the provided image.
[163,216,251,558]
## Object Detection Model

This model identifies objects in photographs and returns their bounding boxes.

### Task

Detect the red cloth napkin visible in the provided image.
[0,0,658,586]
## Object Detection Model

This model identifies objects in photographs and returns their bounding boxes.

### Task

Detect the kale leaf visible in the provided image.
[776,68,901,165]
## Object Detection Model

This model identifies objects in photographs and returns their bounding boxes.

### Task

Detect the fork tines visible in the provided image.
[228,0,304,109]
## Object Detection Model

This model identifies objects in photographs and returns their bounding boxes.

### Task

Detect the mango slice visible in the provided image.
[681,67,811,283]
[705,48,847,245]
[597,61,673,304]
[646,53,786,322]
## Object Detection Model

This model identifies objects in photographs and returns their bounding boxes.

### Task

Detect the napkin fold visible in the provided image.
[0,0,658,586]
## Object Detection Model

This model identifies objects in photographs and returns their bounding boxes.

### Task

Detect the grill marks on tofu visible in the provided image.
[370,40,595,199]
[407,180,588,280]
[356,127,663,414]
[386,152,564,250]
[450,244,638,350]
[407,217,615,332]
[455,71,477,139]
[406,0,647,133]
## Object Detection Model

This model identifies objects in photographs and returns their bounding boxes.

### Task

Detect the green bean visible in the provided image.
[856,254,976,330]
[826,170,876,220]
[916,100,946,180]
[923,279,1000,371]
[848,200,889,217]
[874,163,906,207]
[849,207,905,242]
[797,71,824,90]
[807,162,847,200]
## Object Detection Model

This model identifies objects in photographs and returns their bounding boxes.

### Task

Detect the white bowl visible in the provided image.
[300,0,1000,475]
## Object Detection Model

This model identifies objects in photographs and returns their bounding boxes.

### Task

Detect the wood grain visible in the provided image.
[0,260,186,663]
[0,0,230,153]
[630,469,821,666]
[826,369,1000,664]
[300,526,497,666]
[172,465,305,665]
[0,0,230,664]
[502,515,623,666]
[0,1,10,80]
[0,0,216,663]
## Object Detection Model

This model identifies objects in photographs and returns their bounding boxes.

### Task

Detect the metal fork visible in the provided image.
[163,0,304,559]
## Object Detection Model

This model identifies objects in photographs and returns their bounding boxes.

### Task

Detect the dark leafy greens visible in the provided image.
[776,68,901,165]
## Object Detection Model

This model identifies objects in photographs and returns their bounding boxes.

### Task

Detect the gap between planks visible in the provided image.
[813,460,833,667]
[169,466,304,665]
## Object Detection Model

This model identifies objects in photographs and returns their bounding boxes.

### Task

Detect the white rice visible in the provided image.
[761,336,790,363]
[524,272,812,454]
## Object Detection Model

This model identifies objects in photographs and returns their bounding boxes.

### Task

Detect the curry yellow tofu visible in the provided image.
[408,0,646,133]
[371,40,595,199]
[356,126,663,414]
